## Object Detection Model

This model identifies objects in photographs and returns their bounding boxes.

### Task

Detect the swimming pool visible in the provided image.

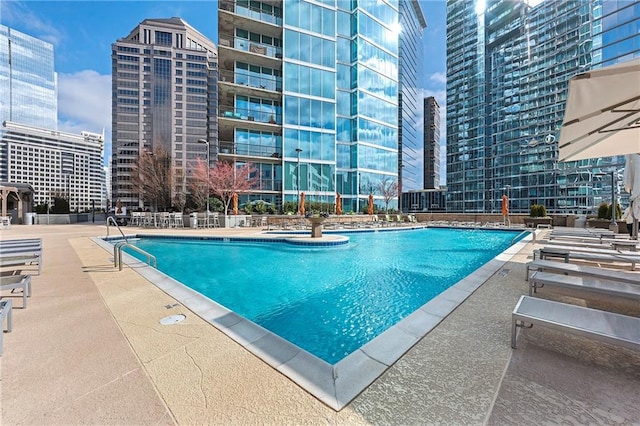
[121,227,523,364]
[101,226,530,409]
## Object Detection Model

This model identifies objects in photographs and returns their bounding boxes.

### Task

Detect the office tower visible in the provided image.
[398,0,427,203]
[0,25,57,129]
[423,96,440,189]
[0,121,104,212]
[219,0,413,212]
[111,18,217,210]
[446,0,640,214]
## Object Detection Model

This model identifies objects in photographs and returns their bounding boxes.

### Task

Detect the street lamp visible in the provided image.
[197,139,210,213]
[295,148,302,215]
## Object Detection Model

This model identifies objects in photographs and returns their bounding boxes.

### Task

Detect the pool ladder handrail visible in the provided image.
[511,229,530,245]
[106,216,128,243]
[114,241,157,271]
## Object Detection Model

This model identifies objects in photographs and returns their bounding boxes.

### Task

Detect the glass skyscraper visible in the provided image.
[398,0,427,203]
[111,18,218,210]
[218,0,423,212]
[446,0,640,214]
[0,25,57,130]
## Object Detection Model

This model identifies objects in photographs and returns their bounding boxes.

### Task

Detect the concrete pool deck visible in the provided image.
[1,223,639,424]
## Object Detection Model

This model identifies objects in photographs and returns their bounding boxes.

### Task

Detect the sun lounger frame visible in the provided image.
[528,271,640,299]
[535,247,639,270]
[525,259,640,283]
[0,299,12,355]
[0,275,32,308]
[511,295,640,350]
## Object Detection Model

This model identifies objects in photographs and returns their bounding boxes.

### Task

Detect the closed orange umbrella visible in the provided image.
[300,192,306,215]
[368,194,374,215]
[232,193,238,215]
[336,193,342,215]
[501,195,509,216]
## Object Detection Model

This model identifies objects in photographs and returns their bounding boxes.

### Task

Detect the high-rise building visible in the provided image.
[445,0,640,214]
[398,0,427,200]
[0,25,57,129]
[423,96,440,189]
[111,18,217,210]
[0,121,104,212]
[218,0,416,212]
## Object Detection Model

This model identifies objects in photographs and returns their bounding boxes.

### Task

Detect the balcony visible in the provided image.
[218,139,282,162]
[219,105,281,126]
[219,33,282,65]
[219,69,282,93]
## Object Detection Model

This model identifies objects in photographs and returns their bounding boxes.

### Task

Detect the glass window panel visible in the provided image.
[323,7,335,37]
[299,97,311,126]
[310,68,322,97]
[300,33,311,63]
[284,96,298,125]
[284,30,298,60]
[299,66,310,95]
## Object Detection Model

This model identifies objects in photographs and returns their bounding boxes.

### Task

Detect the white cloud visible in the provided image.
[1,1,64,46]
[429,72,446,85]
[57,70,112,157]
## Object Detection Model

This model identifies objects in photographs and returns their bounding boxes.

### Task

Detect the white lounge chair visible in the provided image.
[512,295,640,350]
[0,299,13,355]
[535,246,640,270]
[0,253,42,274]
[0,275,31,308]
[529,271,640,299]
[525,259,640,283]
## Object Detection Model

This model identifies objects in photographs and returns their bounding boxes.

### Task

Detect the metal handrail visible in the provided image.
[106,216,128,243]
[512,229,530,245]
[115,243,157,271]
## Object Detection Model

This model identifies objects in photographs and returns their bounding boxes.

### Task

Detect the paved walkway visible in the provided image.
[1,223,639,424]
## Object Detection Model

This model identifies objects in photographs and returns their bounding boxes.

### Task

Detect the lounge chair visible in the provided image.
[511,295,640,350]
[0,275,31,308]
[528,271,640,299]
[535,246,640,270]
[0,253,42,274]
[0,299,13,355]
[525,259,640,283]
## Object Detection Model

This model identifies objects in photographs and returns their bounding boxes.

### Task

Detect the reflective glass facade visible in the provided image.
[0,25,57,130]
[446,0,640,214]
[111,18,217,209]
[398,0,427,202]
[219,0,413,212]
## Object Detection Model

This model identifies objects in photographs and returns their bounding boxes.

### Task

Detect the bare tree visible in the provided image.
[379,177,398,213]
[189,158,210,211]
[192,160,259,215]
[131,146,173,211]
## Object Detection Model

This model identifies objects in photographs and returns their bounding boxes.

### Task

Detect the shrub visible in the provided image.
[529,204,547,218]
[597,202,609,219]
[606,202,622,220]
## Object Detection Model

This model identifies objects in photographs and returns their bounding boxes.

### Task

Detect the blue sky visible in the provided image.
[1,0,447,187]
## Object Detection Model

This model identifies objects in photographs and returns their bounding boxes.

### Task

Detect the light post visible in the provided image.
[197,139,210,213]
[296,148,302,215]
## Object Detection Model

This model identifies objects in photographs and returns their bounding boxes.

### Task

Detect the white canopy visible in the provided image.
[558,59,640,162]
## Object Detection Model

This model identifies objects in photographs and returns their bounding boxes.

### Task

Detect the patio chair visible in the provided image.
[511,295,640,350]
[528,270,640,299]
[0,216,11,229]
[0,275,31,308]
[525,259,640,283]
[0,299,13,356]
[0,253,42,274]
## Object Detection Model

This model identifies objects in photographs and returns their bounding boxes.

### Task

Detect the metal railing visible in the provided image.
[512,229,530,245]
[106,216,128,243]
[113,241,157,271]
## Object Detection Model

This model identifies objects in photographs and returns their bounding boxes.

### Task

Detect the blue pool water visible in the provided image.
[124,228,522,363]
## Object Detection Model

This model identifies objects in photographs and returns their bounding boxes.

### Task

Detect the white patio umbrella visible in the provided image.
[623,153,640,238]
[558,58,640,162]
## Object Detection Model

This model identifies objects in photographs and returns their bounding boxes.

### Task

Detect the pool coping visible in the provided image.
[93,228,533,411]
